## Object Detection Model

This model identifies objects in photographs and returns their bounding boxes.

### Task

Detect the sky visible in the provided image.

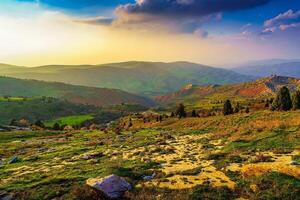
[0,0,300,67]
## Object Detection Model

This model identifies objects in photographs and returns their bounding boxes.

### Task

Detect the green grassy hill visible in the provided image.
[155,76,300,107]
[0,61,254,96]
[0,76,154,107]
[0,97,97,125]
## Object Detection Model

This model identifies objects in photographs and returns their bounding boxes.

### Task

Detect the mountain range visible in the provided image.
[0,61,254,96]
[232,59,300,78]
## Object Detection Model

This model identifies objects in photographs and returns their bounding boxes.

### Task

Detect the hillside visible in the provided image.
[1,110,299,199]
[0,97,98,125]
[155,76,300,106]
[0,77,154,107]
[232,61,300,78]
[0,61,254,96]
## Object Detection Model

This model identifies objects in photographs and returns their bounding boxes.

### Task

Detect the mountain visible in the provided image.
[0,61,254,96]
[155,75,300,105]
[232,59,300,78]
[0,77,154,107]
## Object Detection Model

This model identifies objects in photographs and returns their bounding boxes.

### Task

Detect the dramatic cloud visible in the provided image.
[263,9,300,33]
[116,0,270,19]
[113,0,270,33]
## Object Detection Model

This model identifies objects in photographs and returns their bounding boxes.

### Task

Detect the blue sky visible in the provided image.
[0,0,300,66]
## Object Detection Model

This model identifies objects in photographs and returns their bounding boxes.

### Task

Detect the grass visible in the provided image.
[1,110,300,199]
[44,115,94,127]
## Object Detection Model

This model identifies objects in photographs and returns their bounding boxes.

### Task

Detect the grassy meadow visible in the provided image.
[0,110,299,199]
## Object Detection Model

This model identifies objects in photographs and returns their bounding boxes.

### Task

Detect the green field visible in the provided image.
[44,115,94,127]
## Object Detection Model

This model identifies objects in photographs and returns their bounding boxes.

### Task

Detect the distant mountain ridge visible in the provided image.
[156,75,300,105]
[0,61,254,96]
[232,59,300,78]
[0,76,154,107]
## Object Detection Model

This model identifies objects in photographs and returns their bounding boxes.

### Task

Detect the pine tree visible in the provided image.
[191,110,197,117]
[175,103,187,118]
[292,90,300,110]
[34,120,45,128]
[53,123,61,131]
[223,100,234,116]
[272,86,292,111]
[245,107,250,113]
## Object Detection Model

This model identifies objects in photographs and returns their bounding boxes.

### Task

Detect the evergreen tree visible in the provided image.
[34,120,45,128]
[191,110,197,117]
[175,103,187,118]
[53,123,61,131]
[170,112,175,117]
[245,107,250,113]
[223,100,234,116]
[272,86,292,111]
[292,90,300,110]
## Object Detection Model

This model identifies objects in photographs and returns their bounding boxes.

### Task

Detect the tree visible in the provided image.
[223,100,233,116]
[292,90,300,110]
[191,110,197,117]
[34,120,45,128]
[272,86,292,111]
[175,103,187,118]
[53,123,61,131]
[245,107,250,113]
[170,112,175,117]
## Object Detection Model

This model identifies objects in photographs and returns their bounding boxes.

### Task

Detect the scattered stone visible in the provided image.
[86,174,131,199]
[9,156,19,164]
[143,173,156,181]
[0,193,13,200]
[290,161,300,166]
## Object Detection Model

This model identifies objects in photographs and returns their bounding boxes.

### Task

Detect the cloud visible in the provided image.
[113,0,270,34]
[194,29,208,38]
[116,0,270,19]
[263,9,300,34]
[264,9,300,27]
[73,17,113,26]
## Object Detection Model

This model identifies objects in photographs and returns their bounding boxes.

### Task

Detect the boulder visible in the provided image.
[86,175,131,199]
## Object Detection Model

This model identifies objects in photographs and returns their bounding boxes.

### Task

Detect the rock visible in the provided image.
[9,156,19,164]
[0,193,13,200]
[290,161,300,166]
[143,173,156,181]
[86,175,131,199]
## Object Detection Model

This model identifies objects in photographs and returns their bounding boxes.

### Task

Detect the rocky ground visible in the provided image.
[0,110,299,199]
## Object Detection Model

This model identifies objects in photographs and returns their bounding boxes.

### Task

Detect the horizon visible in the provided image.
[0,0,300,66]
[1,57,300,69]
